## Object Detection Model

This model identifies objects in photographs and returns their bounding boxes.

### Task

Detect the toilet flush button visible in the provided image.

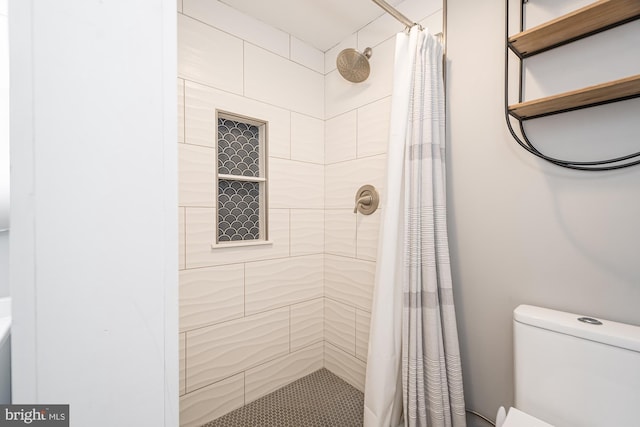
[578,317,603,325]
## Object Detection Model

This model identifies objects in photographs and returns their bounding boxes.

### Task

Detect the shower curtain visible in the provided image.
[363,26,466,427]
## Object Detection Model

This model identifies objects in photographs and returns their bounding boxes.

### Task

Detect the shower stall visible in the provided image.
[177,0,445,425]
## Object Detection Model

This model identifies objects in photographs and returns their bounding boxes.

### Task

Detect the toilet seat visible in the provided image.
[496,407,554,427]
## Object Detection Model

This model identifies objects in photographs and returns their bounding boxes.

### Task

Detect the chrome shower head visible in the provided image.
[336,47,373,83]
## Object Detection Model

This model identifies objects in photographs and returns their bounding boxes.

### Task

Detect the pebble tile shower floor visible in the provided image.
[202,368,364,427]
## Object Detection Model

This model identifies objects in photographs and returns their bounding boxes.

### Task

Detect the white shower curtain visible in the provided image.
[363,26,466,427]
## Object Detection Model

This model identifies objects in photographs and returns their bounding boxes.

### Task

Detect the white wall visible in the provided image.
[9,1,178,426]
[0,0,9,298]
[447,0,640,424]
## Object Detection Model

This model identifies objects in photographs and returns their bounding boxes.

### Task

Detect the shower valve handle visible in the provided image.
[353,185,379,215]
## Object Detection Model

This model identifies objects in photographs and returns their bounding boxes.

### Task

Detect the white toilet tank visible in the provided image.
[514,305,640,427]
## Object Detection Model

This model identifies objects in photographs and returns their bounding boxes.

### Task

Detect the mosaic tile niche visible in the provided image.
[216,114,266,242]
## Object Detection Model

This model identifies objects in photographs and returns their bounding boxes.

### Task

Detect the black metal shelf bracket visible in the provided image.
[504,0,640,171]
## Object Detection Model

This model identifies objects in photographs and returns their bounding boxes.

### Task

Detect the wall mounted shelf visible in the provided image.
[508,74,640,120]
[508,0,640,58]
[505,0,640,171]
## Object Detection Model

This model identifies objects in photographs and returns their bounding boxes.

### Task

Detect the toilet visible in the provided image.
[496,305,640,427]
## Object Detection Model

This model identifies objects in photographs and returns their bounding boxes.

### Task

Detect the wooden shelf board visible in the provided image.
[508,74,640,120]
[508,0,640,57]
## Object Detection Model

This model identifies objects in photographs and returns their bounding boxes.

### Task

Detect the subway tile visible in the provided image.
[179,264,244,332]
[269,158,324,209]
[179,373,244,427]
[355,309,372,362]
[179,207,186,270]
[178,14,243,93]
[324,342,366,392]
[356,208,380,261]
[185,208,289,268]
[325,254,376,311]
[184,81,290,157]
[290,299,324,351]
[325,299,356,355]
[178,78,185,143]
[245,255,324,315]
[325,36,395,119]
[357,97,391,158]
[325,210,356,257]
[179,333,186,396]
[325,33,357,75]
[244,43,324,119]
[178,143,215,207]
[290,209,324,256]
[186,308,289,392]
[291,113,324,164]
[325,111,357,164]
[325,154,386,209]
[245,342,323,403]
[183,0,289,58]
[290,36,324,74]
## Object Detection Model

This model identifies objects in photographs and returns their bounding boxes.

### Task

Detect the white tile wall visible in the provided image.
[178,14,243,93]
[356,209,381,261]
[290,37,325,74]
[290,299,324,351]
[178,143,216,207]
[178,3,331,419]
[184,80,291,156]
[178,79,185,143]
[325,210,356,257]
[183,0,290,58]
[185,208,290,269]
[324,342,366,392]
[357,97,391,158]
[269,158,324,209]
[291,113,324,164]
[355,309,371,362]
[244,43,324,119]
[186,308,289,392]
[325,155,386,209]
[178,207,186,270]
[325,255,376,311]
[324,299,356,355]
[179,333,186,396]
[179,265,244,331]
[245,342,324,403]
[180,373,245,427]
[290,209,324,256]
[245,255,324,315]
[325,111,357,164]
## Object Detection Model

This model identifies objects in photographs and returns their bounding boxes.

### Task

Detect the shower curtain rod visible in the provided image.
[371,0,416,28]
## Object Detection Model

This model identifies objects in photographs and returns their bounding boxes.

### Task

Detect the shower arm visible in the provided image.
[371,0,417,28]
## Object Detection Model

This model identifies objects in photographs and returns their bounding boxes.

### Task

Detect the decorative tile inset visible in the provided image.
[218,180,260,242]
[217,118,260,177]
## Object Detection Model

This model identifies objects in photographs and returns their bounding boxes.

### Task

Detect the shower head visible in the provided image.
[336,47,372,83]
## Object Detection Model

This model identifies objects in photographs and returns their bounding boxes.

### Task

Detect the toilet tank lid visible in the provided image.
[514,305,640,353]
